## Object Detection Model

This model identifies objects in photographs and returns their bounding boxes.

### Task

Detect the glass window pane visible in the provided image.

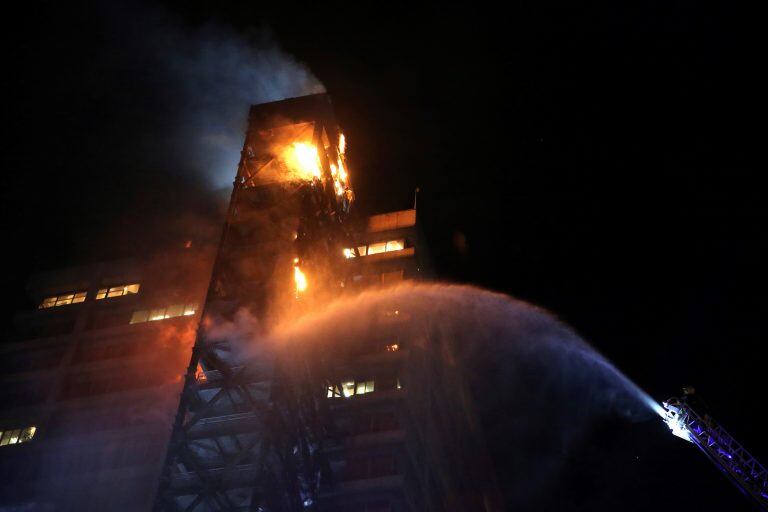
[367,242,386,255]
[55,295,74,306]
[39,297,56,309]
[72,292,87,303]
[183,303,197,316]
[357,245,367,256]
[125,284,140,294]
[107,288,124,298]
[130,310,149,324]
[386,239,405,252]
[8,430,21,445]
[356,382,366,395]
[0,432,9,446]
[342,381,355,398]
[149,308,166,321]
[96,289,107,300]
[19,427,36,443]
[366,380,375,393]
[166,304,184,318]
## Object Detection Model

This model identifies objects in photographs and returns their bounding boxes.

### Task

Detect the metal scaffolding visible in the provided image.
[153,94,356,512]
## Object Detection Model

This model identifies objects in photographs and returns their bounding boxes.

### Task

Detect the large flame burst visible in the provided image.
[281,134,350,200]
[283,142,321,181]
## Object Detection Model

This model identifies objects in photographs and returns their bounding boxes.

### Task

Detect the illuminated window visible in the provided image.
[96,283,140,300]
[356,380,375,395]
[149,308,167,321]
[342,240,406,258]
[39,291,87,309]
[0,426,36,447]
[342,381,356,397]
[367,242,387,255]
[166,304,184,318]
[129,310,149,324]
[327,379,375,398]
[130,303,198,324]
[385,343,399,352]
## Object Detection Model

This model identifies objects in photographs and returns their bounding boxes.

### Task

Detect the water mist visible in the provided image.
[266,283,661,507]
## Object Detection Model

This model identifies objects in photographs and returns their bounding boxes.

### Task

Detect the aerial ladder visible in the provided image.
[663,387,768,511]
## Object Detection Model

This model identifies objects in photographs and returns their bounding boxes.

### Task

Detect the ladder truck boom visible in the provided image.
[663,387,768,511]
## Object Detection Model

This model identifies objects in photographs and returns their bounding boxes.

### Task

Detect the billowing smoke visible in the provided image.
[41,3,327,261]
[99,2,325,191]
[209,283,659,508]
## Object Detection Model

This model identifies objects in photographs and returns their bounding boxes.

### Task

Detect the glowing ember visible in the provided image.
[195,363,207,382]
[293,257,308,296]
[284,142,321,181]
[338,133,346,155]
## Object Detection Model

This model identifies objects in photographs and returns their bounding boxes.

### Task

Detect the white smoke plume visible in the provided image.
[99,2,325,190]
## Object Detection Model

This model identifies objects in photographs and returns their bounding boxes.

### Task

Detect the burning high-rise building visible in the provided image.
[0,94,500,511]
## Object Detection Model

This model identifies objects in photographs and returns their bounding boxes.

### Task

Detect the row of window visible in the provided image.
[327,378,402,398]
[39,283,140,309]
[328,379,375,398]
[0,426,36,447]
[96,284,140,300]
[343,239,405,258]
[39,291,87,309]
[129,303,198,324]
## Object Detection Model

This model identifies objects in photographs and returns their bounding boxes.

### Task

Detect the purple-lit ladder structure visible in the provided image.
[663,393,768,511]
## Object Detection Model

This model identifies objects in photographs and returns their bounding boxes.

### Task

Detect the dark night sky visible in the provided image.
[2,1,765,510]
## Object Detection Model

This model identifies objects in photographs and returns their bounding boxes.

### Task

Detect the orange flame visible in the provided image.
[293,257,307,297]
[283,142,321,181]
[337,159,348,182]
